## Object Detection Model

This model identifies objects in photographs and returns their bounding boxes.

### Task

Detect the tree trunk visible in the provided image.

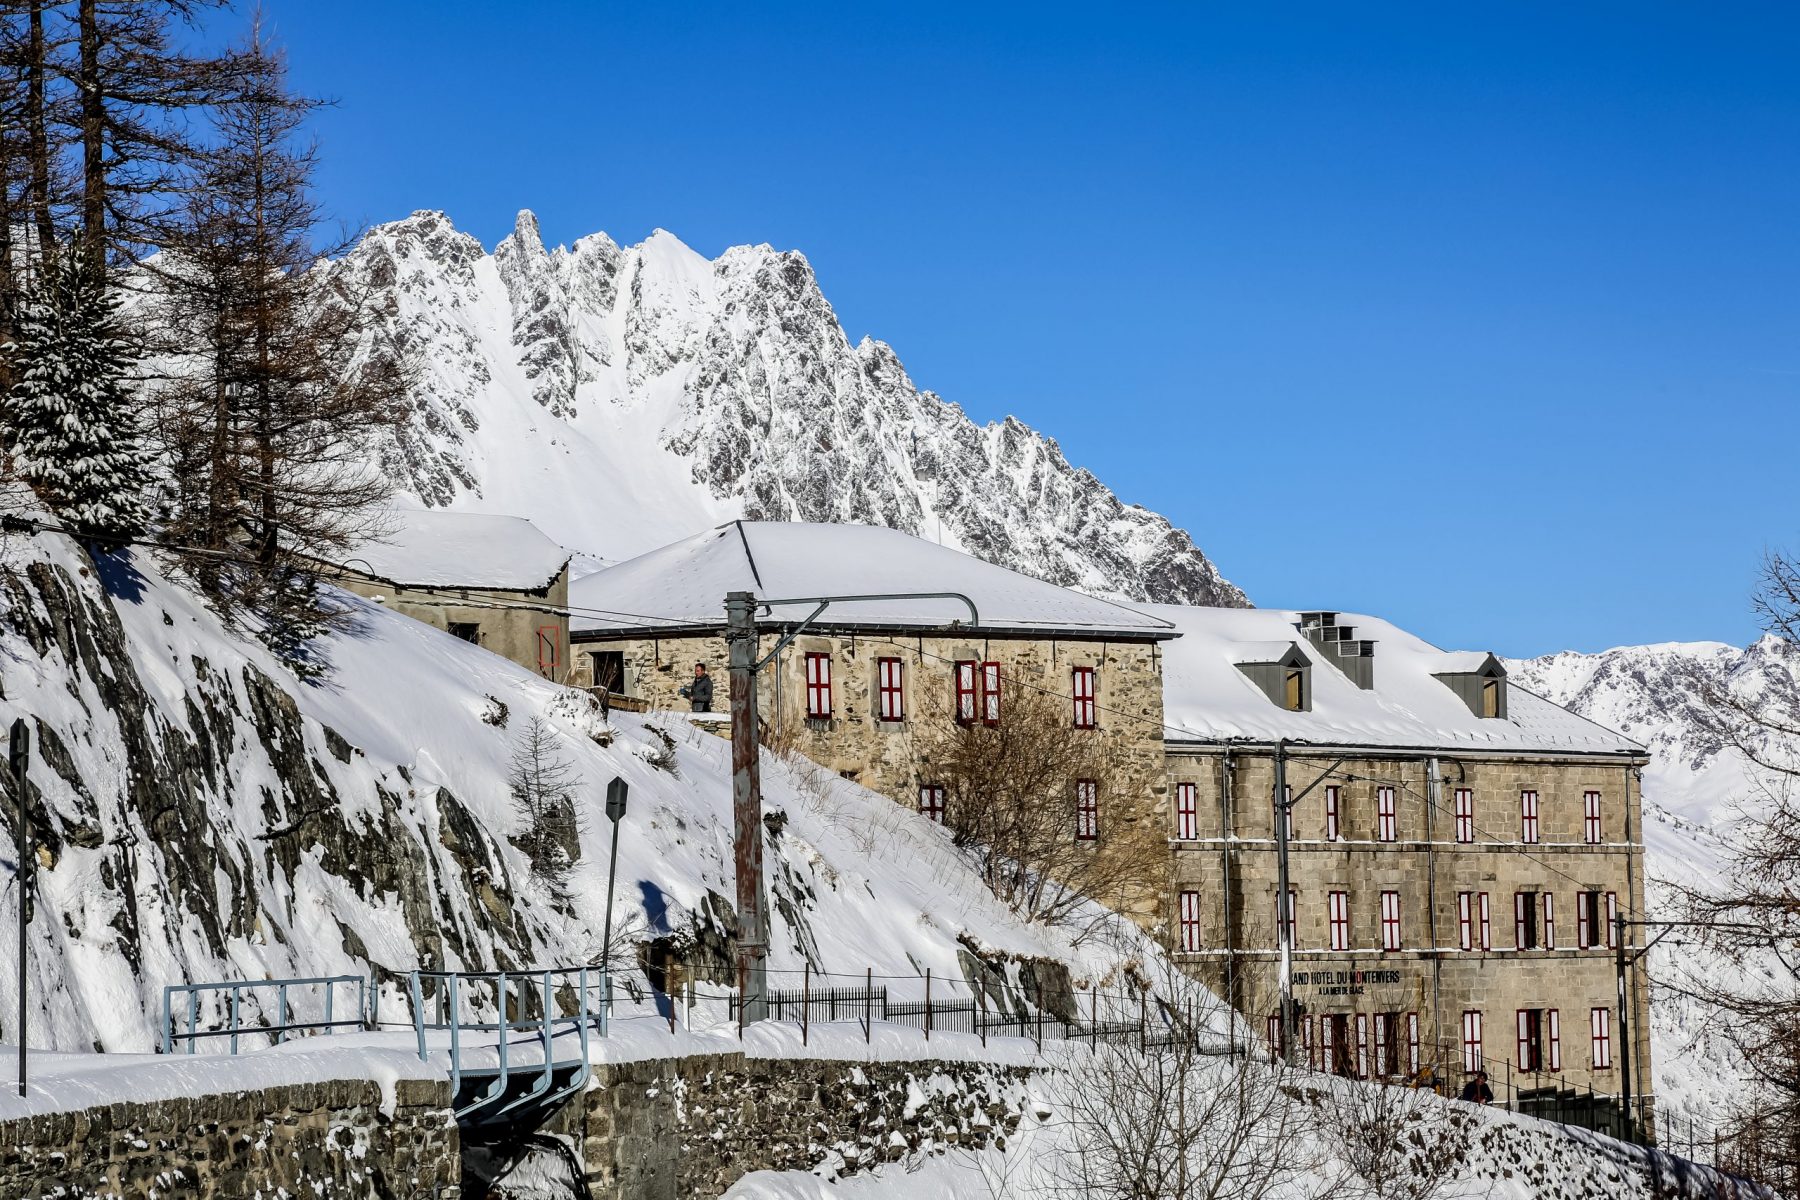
[77,0,102,277]
[26,0,52,259]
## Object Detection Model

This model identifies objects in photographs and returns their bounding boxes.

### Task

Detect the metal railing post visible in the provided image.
[229,987,241,1055]
[410,972,427,1061]
[186,989,198,1055]
[925,969,932,1042]
[160,987,174,1055]
[802,963,810,1047]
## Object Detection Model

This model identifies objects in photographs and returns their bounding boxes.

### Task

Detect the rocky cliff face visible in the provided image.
[337,210,1246,606]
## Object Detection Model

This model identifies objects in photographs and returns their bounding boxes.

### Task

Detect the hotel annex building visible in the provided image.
[561,521,1653,1119]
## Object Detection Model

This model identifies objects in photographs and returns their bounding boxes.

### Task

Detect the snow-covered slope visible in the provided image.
[337,210,1243,607]
[1507,637,1800,1131]
[0,507,1176,1053]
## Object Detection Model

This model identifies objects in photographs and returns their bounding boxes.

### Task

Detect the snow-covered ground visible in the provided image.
[0,507,1187,1062]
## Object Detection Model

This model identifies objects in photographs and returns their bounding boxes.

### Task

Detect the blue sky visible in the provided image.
[263,2,1798,657]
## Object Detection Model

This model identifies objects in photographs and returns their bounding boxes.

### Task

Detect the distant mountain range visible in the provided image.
[333,209,1245,605]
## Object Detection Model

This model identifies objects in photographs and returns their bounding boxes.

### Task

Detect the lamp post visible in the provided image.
[600,776,628,987]
[10,717,29,1098]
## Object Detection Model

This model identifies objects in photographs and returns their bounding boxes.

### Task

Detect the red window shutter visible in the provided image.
[1520,790,1539,844]
[1543,893,1556,949]
[1075,779,1099,841]
[1381,891,1401,951]
[1462,1011,1482,1072]
[1071,667,1097,729]
[1325,786,1340,841]
[1374,1013,1389,1076]
[1585,790,1603,843]
[1407,1012,1421,1074]
[1479,893,1492,950]
[1267,1015,1281,1058]
[1517,1010,1532,1070]
[1377,787,1396,842]
[1458,892,1472,951]
[1606,892,1619,948]
[1355,1014,1369,1078]
[1547,1009,1562,1070]
[1175,782,1198,840]
[1179,890,1202,951]
[1515,893,1527,948]
[954,661,977,723]
[1455,789,1474,843]
[1591,1008,1612,1069]
[980,661,1001,724]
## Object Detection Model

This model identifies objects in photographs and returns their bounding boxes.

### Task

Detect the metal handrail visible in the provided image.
[160,975,367,1055]
[409,967,607,1123]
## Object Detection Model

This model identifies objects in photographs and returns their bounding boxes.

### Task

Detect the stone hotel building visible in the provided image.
[1148,604,1651,1116]
[559,519,1652,1120]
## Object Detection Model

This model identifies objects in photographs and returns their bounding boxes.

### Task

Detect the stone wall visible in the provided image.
[337,568,571,682]
[0,1077,459,1199]
[533,1050,1034,1200]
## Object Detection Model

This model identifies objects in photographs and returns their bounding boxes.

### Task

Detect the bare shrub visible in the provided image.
[1051,989,1328,1200]
[1319,1075,1477,1200]
[928,679,1160,930]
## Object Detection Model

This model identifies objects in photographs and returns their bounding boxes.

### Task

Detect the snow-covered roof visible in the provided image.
[1151,605,1645,756]
[570,521,1176,638]
[345,509,571,590]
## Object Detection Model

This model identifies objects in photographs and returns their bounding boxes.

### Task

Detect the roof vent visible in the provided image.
[1295,614,1375,690]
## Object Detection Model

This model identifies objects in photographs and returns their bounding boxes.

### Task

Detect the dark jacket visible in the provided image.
[687,672,714,712]
[1459,1079,1493,1105]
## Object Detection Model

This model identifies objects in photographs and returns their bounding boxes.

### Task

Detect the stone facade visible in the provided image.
[570,627,1172,917]
[0,1077,459,1199]
[1166,746,1652,1119]
[538,1050,1033,1200]
[338,567,570,681]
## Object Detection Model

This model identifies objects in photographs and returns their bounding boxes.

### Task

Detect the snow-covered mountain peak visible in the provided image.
[333,210,1246,605]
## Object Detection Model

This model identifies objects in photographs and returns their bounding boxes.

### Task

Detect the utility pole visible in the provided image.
[10,718,28,1098]
[722,587,980,1025]
[1273,740,1294,1065]
[1614,909,1632,1141]
[726,590,768,1021]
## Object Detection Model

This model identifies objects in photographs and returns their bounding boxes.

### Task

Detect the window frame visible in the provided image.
[1324,785,1341,841]
[1074,778,1099,842]
[1355,1013,1370,1079]
[1479,892,1492,951]
[1377,786,1397,842]
[1515,891,1539,950]
[1584,790,1604,844]
[876,656,905,721]
[918,784,946,824]
[1454,788,1475,844]
[1071,666,1097,729]
[804,652,833,718]
[1458,891,1473,952]
[1543,892,1556,949]
[1328,890,1351,951]
[1606,892,1619,948]
[1279,887,1298,949]
[1406,1012,1422,1075]
[1520,789,1540,844]
[953,660,978,724]
[1590,1007,1613,1069]
[1380,890,1402,952]
[1462,1010,1484,1073]
[1175,782,1199,841]
[1178,890,1203,952]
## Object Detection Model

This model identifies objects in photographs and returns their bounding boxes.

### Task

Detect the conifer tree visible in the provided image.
[5,245,150,538]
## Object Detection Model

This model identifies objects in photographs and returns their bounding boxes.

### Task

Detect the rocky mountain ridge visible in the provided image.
[337,209,1245,605]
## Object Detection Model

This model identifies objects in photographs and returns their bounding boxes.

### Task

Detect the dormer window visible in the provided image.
[1432,653,1508,720]
[1235,643,1313,712]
